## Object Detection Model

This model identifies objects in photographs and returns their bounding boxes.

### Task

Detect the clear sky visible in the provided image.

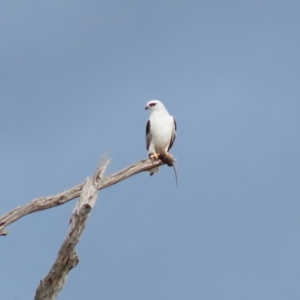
[1,1,300,299]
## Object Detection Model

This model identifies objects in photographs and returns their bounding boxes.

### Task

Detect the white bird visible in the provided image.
[145,100,177,176]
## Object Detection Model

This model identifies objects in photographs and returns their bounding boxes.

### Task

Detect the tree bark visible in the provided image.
[34,157,109,300]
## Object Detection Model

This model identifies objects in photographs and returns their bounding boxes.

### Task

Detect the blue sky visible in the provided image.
[1,1,300,299]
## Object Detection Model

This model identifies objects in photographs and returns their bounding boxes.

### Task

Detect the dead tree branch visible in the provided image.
[0,157,165,236]
[34,157,109,300]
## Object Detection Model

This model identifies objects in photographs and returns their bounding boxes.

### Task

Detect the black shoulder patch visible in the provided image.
[167,117,177,151]
[146,120,150,135]
[146,120,151,151]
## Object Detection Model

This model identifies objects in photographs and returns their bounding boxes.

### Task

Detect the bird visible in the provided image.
[145,100,177,176]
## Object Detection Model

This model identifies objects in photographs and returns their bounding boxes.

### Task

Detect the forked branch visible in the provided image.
[0,157,165,236]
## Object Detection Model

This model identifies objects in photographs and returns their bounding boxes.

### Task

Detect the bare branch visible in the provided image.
[0,157,166,236]
[34,157,109,300]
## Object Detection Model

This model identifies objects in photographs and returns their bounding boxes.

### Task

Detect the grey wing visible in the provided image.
[168,117,177,151]
[146,120,152,151]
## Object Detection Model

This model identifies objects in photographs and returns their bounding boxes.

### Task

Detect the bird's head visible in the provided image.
[145,100,168,113]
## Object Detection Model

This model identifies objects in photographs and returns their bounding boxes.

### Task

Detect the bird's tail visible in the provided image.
[148,166,159,176]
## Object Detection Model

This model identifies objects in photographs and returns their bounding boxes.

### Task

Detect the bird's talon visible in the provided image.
[149,153,160,160]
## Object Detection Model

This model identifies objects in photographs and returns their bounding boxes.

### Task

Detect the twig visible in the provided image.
[0,157,164,236]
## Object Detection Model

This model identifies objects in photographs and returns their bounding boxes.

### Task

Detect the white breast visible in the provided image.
[150,114,174,153]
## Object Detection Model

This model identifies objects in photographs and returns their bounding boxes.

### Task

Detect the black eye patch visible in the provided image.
[149,103,157,107]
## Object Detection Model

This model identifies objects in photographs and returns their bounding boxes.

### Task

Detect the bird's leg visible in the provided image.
[150,153,159,159]
[149,152,160,160]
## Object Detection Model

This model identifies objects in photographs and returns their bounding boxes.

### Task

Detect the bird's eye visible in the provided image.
[149,103,157,107]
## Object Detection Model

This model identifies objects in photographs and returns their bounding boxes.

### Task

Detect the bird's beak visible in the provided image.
[145,106,148,110]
